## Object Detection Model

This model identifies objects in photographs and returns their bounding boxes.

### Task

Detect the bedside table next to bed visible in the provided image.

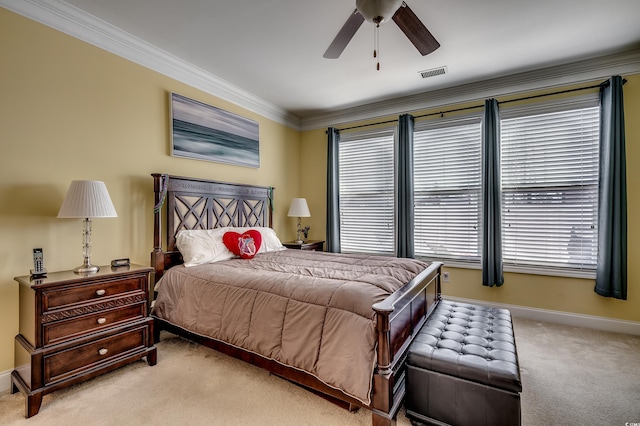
[11,264,157,418]
[283,240,325,251]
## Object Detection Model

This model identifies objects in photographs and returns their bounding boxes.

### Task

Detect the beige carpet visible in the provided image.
[1,317,639,425]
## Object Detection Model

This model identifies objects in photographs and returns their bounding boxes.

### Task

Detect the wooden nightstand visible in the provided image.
[11,264,157,418]
[283,240,325,251]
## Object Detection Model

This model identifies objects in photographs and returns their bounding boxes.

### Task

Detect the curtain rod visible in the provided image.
[336,118,398,132]
[333,78,624,132]
[499,82,604,106]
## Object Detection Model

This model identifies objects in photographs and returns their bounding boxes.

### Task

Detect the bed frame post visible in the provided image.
[372,307,395,426]
[151,173,165,283]
[372,413,395,426]
[375,310,393,374]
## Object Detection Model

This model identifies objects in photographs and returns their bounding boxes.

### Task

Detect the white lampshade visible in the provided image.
[58,180,118,218]
[356,0,403,24]
[287,198,310,217]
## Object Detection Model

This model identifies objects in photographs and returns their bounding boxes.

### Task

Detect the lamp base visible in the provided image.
[74,218,100,274]
[294,239,303,244]
[73,262,100,274]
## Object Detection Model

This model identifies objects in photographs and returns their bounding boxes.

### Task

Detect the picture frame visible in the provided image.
[170,92,260,168]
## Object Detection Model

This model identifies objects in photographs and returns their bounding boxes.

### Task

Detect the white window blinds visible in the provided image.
[413,117,482,262]
[501,100,600,271]
[339,129,395,254]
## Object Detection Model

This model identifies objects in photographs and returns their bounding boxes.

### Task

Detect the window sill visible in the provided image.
[416,257,596,280]
[504,264,595,280]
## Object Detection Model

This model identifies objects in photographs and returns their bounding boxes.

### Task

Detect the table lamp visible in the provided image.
[287,198,310,244]
[57,180,118,273]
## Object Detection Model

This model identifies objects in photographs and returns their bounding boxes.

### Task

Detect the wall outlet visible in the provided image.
[442,272,450,282]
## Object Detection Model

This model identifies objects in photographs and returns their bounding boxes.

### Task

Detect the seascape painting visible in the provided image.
[170,93,260,168]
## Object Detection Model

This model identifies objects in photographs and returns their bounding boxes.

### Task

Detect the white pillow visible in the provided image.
[176,227,285,267]
[238,227,286,253]
[175,228,235,267]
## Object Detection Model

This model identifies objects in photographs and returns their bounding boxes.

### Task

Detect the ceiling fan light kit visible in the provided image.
[323,0,440,65]
[356,0,403,23]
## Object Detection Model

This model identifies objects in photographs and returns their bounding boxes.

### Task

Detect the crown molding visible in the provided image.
[0,0,302,130]
[4,1,640,134]
[300,49,640,131]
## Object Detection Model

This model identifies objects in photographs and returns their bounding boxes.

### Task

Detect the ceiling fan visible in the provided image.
[323,0,440,60]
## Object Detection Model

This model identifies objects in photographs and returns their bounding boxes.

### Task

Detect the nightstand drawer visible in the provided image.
[42,276,145,311]
[43,303,146,346]
[44,324,149,384]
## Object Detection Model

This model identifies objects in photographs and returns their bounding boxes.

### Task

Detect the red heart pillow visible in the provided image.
[222,230,262,259]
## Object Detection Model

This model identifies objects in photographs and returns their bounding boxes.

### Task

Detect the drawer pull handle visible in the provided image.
[97,317,107,325]
[95,289,106,296]
[98,348,108,356]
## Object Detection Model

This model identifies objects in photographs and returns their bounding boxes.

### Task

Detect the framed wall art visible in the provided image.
[170,93,260,168]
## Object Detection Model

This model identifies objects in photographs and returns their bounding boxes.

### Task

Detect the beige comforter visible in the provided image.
[152,249,429,405]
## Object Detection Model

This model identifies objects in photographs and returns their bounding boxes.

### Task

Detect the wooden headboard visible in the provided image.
[151,173,273,282]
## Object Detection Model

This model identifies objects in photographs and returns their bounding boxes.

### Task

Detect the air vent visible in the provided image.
[419,66,447,79]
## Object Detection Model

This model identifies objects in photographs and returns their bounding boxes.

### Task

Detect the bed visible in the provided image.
[150,173,442,426]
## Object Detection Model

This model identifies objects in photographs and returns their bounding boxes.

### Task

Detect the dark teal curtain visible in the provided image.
[397,114,415,258]
[482,99,504,287]
[595,76,627,300]
[326,127,341,253]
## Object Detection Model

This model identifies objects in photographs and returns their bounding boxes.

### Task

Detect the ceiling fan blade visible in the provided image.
[323,9,365,59]
[392,2,440,56]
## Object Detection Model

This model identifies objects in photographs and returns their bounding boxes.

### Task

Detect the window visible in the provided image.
[413,117,482,262]
[333,93,601,276]
[339,128,395,254]
[501,96,600,272]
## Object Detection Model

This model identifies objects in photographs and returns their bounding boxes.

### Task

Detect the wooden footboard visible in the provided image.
[371,261,442,426]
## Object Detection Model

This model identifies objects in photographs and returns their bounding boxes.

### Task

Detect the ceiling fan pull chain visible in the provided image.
[375,23,380,71]
[373,24,377,59]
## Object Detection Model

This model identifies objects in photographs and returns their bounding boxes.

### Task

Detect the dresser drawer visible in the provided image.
[44,324,149,384]
[43,303,146,346]
[42,275,146,311]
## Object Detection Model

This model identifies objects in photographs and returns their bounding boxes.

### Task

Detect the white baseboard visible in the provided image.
[445,296,640,336]
[0,369,12,394]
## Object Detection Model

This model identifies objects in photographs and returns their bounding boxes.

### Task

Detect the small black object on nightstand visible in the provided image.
[110,258,130,268]
[283,240,325,252]
[30,248,47,278]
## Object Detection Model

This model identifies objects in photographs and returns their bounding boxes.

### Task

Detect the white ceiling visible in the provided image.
[6,0,640,126]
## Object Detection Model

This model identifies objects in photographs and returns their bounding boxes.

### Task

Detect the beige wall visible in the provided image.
[300,77,640,323]
[0,9,301,373]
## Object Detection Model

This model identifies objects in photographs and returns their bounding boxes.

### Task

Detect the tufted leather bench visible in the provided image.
[405,300,522,426]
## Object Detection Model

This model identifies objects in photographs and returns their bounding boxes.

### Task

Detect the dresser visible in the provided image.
[11,264,157,418]
[283,240,325,251]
